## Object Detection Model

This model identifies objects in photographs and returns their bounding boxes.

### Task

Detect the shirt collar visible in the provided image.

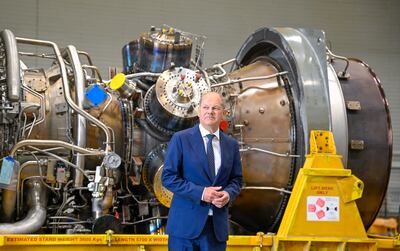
[199,124,220,140]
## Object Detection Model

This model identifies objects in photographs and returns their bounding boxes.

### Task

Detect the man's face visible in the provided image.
[198,93,225,132]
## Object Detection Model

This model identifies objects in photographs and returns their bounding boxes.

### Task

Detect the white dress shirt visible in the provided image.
[199,124,222,215]
[199,124,222,176]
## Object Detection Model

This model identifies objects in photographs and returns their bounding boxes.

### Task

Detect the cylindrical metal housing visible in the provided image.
[122,40,139,74]
[226,27,392,233]
[137,29,192,73]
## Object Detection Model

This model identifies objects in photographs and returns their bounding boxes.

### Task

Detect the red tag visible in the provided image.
[219,120,229,132]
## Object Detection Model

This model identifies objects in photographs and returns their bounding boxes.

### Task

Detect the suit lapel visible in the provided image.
[189,125,214,181]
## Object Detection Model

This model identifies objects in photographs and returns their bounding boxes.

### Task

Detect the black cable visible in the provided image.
[134,79,150,91]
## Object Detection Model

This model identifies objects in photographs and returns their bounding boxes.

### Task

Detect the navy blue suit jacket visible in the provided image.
[162,124,243,242]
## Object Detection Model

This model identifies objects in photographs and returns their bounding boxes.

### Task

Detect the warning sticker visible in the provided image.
[307,196,339,221]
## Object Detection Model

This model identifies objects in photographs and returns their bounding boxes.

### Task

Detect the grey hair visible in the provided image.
[199,91,226,109]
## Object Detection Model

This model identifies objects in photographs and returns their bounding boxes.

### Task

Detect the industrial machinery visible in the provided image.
[0,25,392,241]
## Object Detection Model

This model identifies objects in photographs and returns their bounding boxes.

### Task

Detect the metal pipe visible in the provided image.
[133,79,150,91]
[77,50,97,78]
[92,197,103,219]
[18,51,56,59]
[21,84,45,130]
[107,125,116,153]
[48,221,90,225]
[1,29,20,101]
[242,186,292,194]
[240,146,300,158]
[125,72,161,79]
[16,160,41,218]
[0,178,48,234]
[55,180,73,216]
[0,106,14,111]
[2,189,17,222]
[121,216,168,225]
[16,37,112,153]
[20,111,28,139]
[97,92,113,118]
[326,47,350,78]
[211,71,288,88]
[81,64,103,83]
[193,62,211,87]
[26,112,36,138]
[10,139,105,157]
[66,46,87,188]
[28,146,90,179]
[209,58,237,80]
[77,50,94,65]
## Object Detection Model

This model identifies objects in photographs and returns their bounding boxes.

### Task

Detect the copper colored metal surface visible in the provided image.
[228,59,294,232]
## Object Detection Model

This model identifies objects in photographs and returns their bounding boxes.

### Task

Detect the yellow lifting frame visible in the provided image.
[274,130,399,251]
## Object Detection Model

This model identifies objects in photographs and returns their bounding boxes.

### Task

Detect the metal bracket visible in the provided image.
[55,102,68,113]
[350,139,365,150]
[105,229,114,247]
[346,101,361,111]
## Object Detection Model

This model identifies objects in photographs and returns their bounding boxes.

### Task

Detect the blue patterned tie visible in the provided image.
[206,134,215,180]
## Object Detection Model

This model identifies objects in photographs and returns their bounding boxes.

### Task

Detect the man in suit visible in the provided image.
[162,92,243,251]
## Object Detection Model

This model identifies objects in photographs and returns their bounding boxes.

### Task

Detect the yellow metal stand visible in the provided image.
[0,130,399,250]
[273,130,397,251]
[0,234,273,251]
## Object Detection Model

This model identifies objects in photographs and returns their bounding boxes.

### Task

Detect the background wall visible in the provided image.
[1,0,399,217]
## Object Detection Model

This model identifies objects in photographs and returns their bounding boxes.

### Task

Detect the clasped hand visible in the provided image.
[203,186,230,208]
